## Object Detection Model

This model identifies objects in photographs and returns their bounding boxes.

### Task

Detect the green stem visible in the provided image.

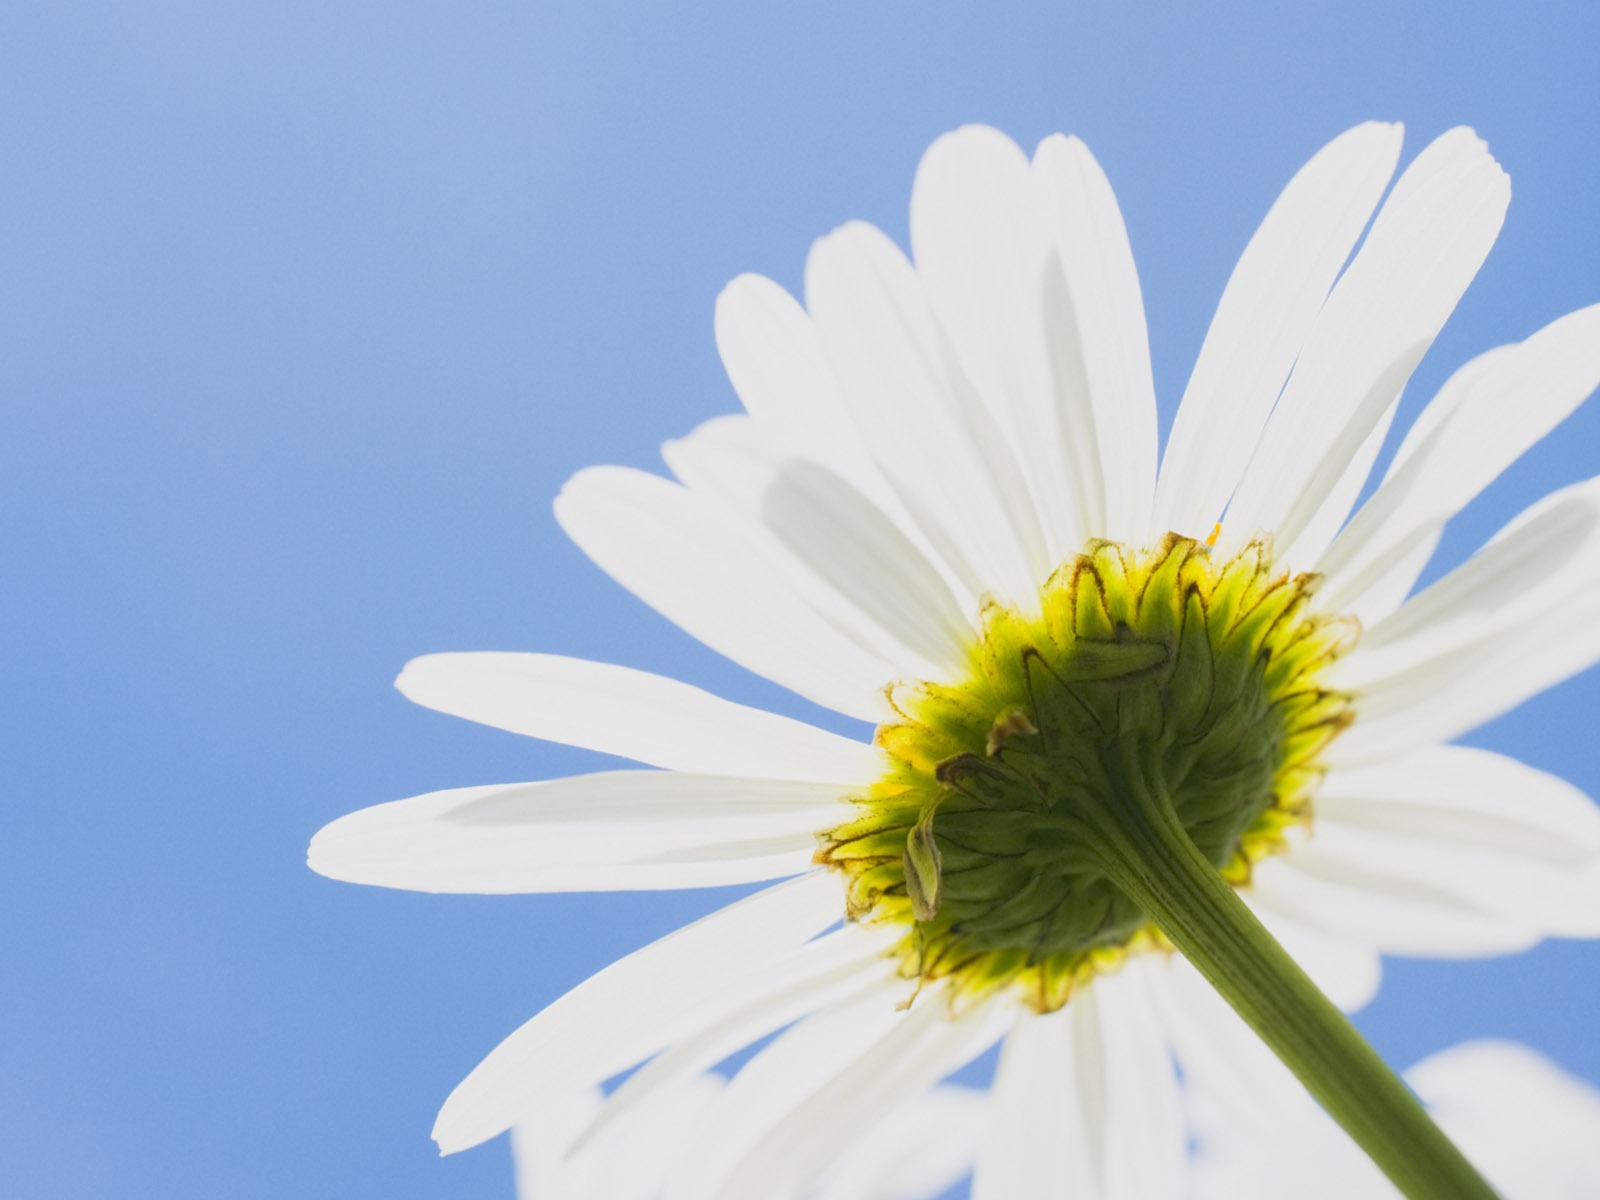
[1085,745,1498,1200]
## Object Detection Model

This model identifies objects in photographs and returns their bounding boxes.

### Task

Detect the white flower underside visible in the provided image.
[308,121,1600,1198]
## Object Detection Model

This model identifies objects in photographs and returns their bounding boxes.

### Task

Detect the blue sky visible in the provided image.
[4,3,1599,1197]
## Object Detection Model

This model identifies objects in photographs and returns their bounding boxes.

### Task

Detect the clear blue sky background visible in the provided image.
[4,3,1598,1197]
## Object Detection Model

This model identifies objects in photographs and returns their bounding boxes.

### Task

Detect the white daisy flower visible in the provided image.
[311,122,1600,1198]
[1190,1039,1600,1198]
[509,1076,982,1200]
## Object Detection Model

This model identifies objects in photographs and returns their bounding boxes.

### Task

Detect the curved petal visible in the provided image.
[672,988,1006,1200]
[572,926,899,1156]
[1248,852,1538,957]
[513,1075,726,1200]
[1223,128,1510,565]
[760,459,977,673]
[307,772,849,893]
[1311,746,1600,935]
[805,221,1048,607]
[1331,476,1600,761]
[663,417,977,676]
[555,464,898,720]
[1319,304,1600,623]
[714,273,898,515]
[910,124,1095,562]
[1032,135,1159,545]
[812,1085,986,1200]
[432,872,844,1154]
[1155,121,1404,538]
[1286,390,1403,571]
[396,652,881,784]
[509,1087,604,1200]
[973,960,1183,1200]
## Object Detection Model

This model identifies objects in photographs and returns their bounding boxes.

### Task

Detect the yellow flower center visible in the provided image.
[818,534,1358,1012]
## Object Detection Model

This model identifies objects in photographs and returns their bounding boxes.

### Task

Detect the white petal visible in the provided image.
[431,871,843,1153]
[1310,747,1600,935]
[973,960,1183,1200]
[1033,135,1159,545]
[674,988,1006,1200]
[520,1075,726,1200]
[1285,391,1401,570]
[910,124,1095,562]
[1155,122,1404,537]
[970,1010,1065,1200]
[714,273,895,512]
[555,465,898,720]
[510,1088,604,1200]
[812,1085,985,1200]
[660,413,779,510]
[1408,1041,1600,1198]
[761,460,975,669]
[805,221,1048,606]
[308,772,847,893]
[1249,851,1537,957]
[573,926,899,1155]
[396,652,881,783]
[1223,128,1510,564]
[664,418,976,676]
[1331,476,1600,760]
[1319,304,1600,622]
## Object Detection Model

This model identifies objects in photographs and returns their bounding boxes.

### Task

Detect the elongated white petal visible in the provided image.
[556,465,898,720]
[970,1011,1064,1199]
[1033,135,1159,545]
[673,988,1005,1200]
[805,221,1048,606]
[760,460,976,673]
[714,273,897,512]
[308,772,847,893]
[1320,305,1600,622]
[509,1087,604,1200]
[1249,852,1537,956]
[573,927,899,1155]
[812,1085,986,1200]
[432,872,843,1153]
[1155,122,1404,537]
[910,124,1095,562]
[1224,128,1510,563]
[1286,391,1402,570]
[974,962,1183,1200]
[660,413,779,510]
[513,1075,726,1200]
[1310,746,1600,935]
[663,418,976,676]
[1332,476,1600,760]
[397,652,880,784]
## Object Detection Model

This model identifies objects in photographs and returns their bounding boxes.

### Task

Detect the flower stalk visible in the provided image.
[1084,739,1498,1200]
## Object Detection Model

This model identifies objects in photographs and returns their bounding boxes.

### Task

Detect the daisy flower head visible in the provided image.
[312,121,1600,1198]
